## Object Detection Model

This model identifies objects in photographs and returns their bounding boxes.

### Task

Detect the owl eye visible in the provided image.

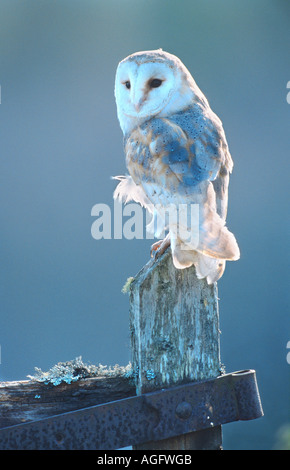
[124,81,131,89]
[149,78,163,88]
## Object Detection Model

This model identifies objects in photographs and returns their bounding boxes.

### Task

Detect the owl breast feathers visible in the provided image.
[113,49,240,284]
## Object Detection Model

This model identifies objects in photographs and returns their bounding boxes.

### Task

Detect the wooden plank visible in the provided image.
[129,249,222,450]
[0,375,135,429]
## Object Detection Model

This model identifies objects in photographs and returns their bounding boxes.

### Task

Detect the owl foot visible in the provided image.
[150,235,171,259]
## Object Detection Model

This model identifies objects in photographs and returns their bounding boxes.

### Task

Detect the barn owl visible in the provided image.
[113,49,240,284]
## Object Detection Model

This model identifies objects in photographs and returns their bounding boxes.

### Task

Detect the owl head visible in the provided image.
[115,49,208,135]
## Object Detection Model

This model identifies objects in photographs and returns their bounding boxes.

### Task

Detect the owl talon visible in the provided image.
[150,236,171,259]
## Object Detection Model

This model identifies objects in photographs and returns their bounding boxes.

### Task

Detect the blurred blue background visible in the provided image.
[0,0,289,450]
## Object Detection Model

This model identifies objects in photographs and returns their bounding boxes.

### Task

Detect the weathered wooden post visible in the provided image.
[129,249,222,450]
[0,246,263,449]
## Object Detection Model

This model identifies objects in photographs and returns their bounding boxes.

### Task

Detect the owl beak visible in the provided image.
[134,97,145,113]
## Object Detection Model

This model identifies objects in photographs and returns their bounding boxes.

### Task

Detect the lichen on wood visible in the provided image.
[0,360,135,429]
[27,356,134,386]
[121,276,135,294]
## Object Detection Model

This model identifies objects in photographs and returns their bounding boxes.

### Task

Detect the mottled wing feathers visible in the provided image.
[125,104,230,203]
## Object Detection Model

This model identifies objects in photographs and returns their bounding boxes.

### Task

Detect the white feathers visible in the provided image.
[112,175,150,208]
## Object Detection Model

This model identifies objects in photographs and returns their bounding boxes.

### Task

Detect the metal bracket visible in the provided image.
[0,369,263,450]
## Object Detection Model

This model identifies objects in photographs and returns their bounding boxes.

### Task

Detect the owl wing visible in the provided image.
[123,103,239,261]
[125,104,231,205]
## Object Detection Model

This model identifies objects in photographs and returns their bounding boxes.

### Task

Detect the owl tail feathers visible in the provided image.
[197,207,240,261]
[171,245,198,270]
[199,225,240,262]
[171,244,226,284]
[171,210,240,283]
[195,255,226,284]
